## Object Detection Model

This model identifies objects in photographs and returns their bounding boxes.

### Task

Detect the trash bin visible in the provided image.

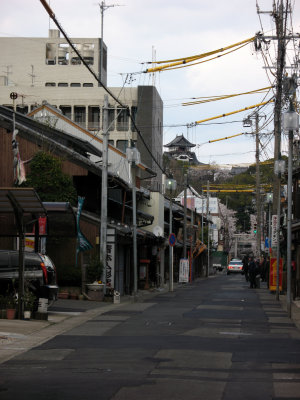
[113,291,120,304]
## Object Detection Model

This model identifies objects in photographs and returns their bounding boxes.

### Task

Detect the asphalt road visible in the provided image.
[1,273,300,400]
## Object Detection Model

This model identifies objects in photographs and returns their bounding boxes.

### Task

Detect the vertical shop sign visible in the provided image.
[106,228,116,288]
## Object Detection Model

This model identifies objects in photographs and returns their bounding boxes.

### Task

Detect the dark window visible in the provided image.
[131,106,137,132]
[102,106,115,131]
[74,106,86,127]
[116,140,129,152]
[45,82,56,87]
[58,82,68,87]
[60,106,71,119]
[117,107,129,131]
[88,106,100,130]
[83,83,93,87]
[70,83,81,87]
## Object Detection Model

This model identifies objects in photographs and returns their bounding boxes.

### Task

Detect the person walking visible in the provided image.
[243,255,249,282]
[248,256,257,289]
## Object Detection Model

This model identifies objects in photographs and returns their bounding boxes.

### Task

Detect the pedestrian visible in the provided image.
[259,255,266,282]
[248,256,257,288]
[243,255,249,282]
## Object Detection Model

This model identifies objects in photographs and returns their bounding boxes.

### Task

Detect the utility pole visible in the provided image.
[272,0,286,215]
[98,1,123,84]
[206,180,210,277]
[100,95,109,292]
[257,1,288,214]
[183,173,187,259]
[255,113,261,257]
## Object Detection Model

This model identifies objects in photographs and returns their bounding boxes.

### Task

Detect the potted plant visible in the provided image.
[6,292,17,320]
[85,256,104,301]
[0,295,7,319]
[23,287,36,320]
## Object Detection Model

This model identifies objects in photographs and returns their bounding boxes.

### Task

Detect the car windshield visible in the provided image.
[229,261,242,265]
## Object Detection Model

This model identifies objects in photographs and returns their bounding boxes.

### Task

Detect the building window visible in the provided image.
[88,106,100,130]
[45,43,56,65]
[116,140,129,152]
[58,43,69,65]
[108,140,114,146]
[70,83,81,87]
[74,106,86,127]
[16,106,29,114]
[117,107,129,131]
[83,83,93,87]
[102,106,115,131]
[45,82,56,86]
[60,106,71,119]
[131,106,137,132]
[71,44,82,65]
[82,43,94,65]
[58,82,68,87]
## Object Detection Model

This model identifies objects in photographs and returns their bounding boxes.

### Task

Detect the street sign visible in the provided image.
[169,233,176,247]
[10,92,18,100]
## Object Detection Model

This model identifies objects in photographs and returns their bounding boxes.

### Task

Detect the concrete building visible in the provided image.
[0,29,163,191]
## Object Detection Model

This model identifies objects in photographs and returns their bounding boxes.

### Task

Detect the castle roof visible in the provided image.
[164,134,196,148]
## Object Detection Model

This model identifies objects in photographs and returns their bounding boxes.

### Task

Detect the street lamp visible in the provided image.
[166,177,177,292]
[283,108,299,317]
[126,143,140,298]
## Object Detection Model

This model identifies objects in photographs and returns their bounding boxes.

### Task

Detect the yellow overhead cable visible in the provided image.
[203,189,254,193]
[194,99,274,125]
[160,42,250,72]
[182,86,273,107]
[208,132,245,143]
[145,36,255,73]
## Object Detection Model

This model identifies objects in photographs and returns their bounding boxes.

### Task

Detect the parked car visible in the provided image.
[0,250,59,303]
[226,259,243,275]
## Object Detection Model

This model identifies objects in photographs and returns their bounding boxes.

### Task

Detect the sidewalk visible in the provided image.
[0,283,300,366]
[0,288,166,365]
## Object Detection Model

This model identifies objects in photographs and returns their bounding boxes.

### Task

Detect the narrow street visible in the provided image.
[1,273,300,400]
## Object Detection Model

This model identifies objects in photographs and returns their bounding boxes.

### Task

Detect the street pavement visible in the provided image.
[0,273,300,399]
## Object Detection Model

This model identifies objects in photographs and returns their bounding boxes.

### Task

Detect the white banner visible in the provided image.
[106,229,116,288]
[271,214,278,248]
[179,258,189,283]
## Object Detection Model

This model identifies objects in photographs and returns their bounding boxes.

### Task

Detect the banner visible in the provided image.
[76,197,93,264]
[179,258,189,283]
[269,257,283,291]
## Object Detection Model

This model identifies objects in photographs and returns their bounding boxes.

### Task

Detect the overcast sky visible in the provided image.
[1,0,299,166]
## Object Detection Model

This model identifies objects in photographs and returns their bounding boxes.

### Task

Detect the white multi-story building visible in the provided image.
[0,29,163,191]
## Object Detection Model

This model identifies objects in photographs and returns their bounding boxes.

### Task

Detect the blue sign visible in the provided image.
[169,233,176,247]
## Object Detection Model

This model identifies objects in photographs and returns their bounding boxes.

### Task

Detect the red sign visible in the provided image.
[39,217,47,235]
[269,257,283,291]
